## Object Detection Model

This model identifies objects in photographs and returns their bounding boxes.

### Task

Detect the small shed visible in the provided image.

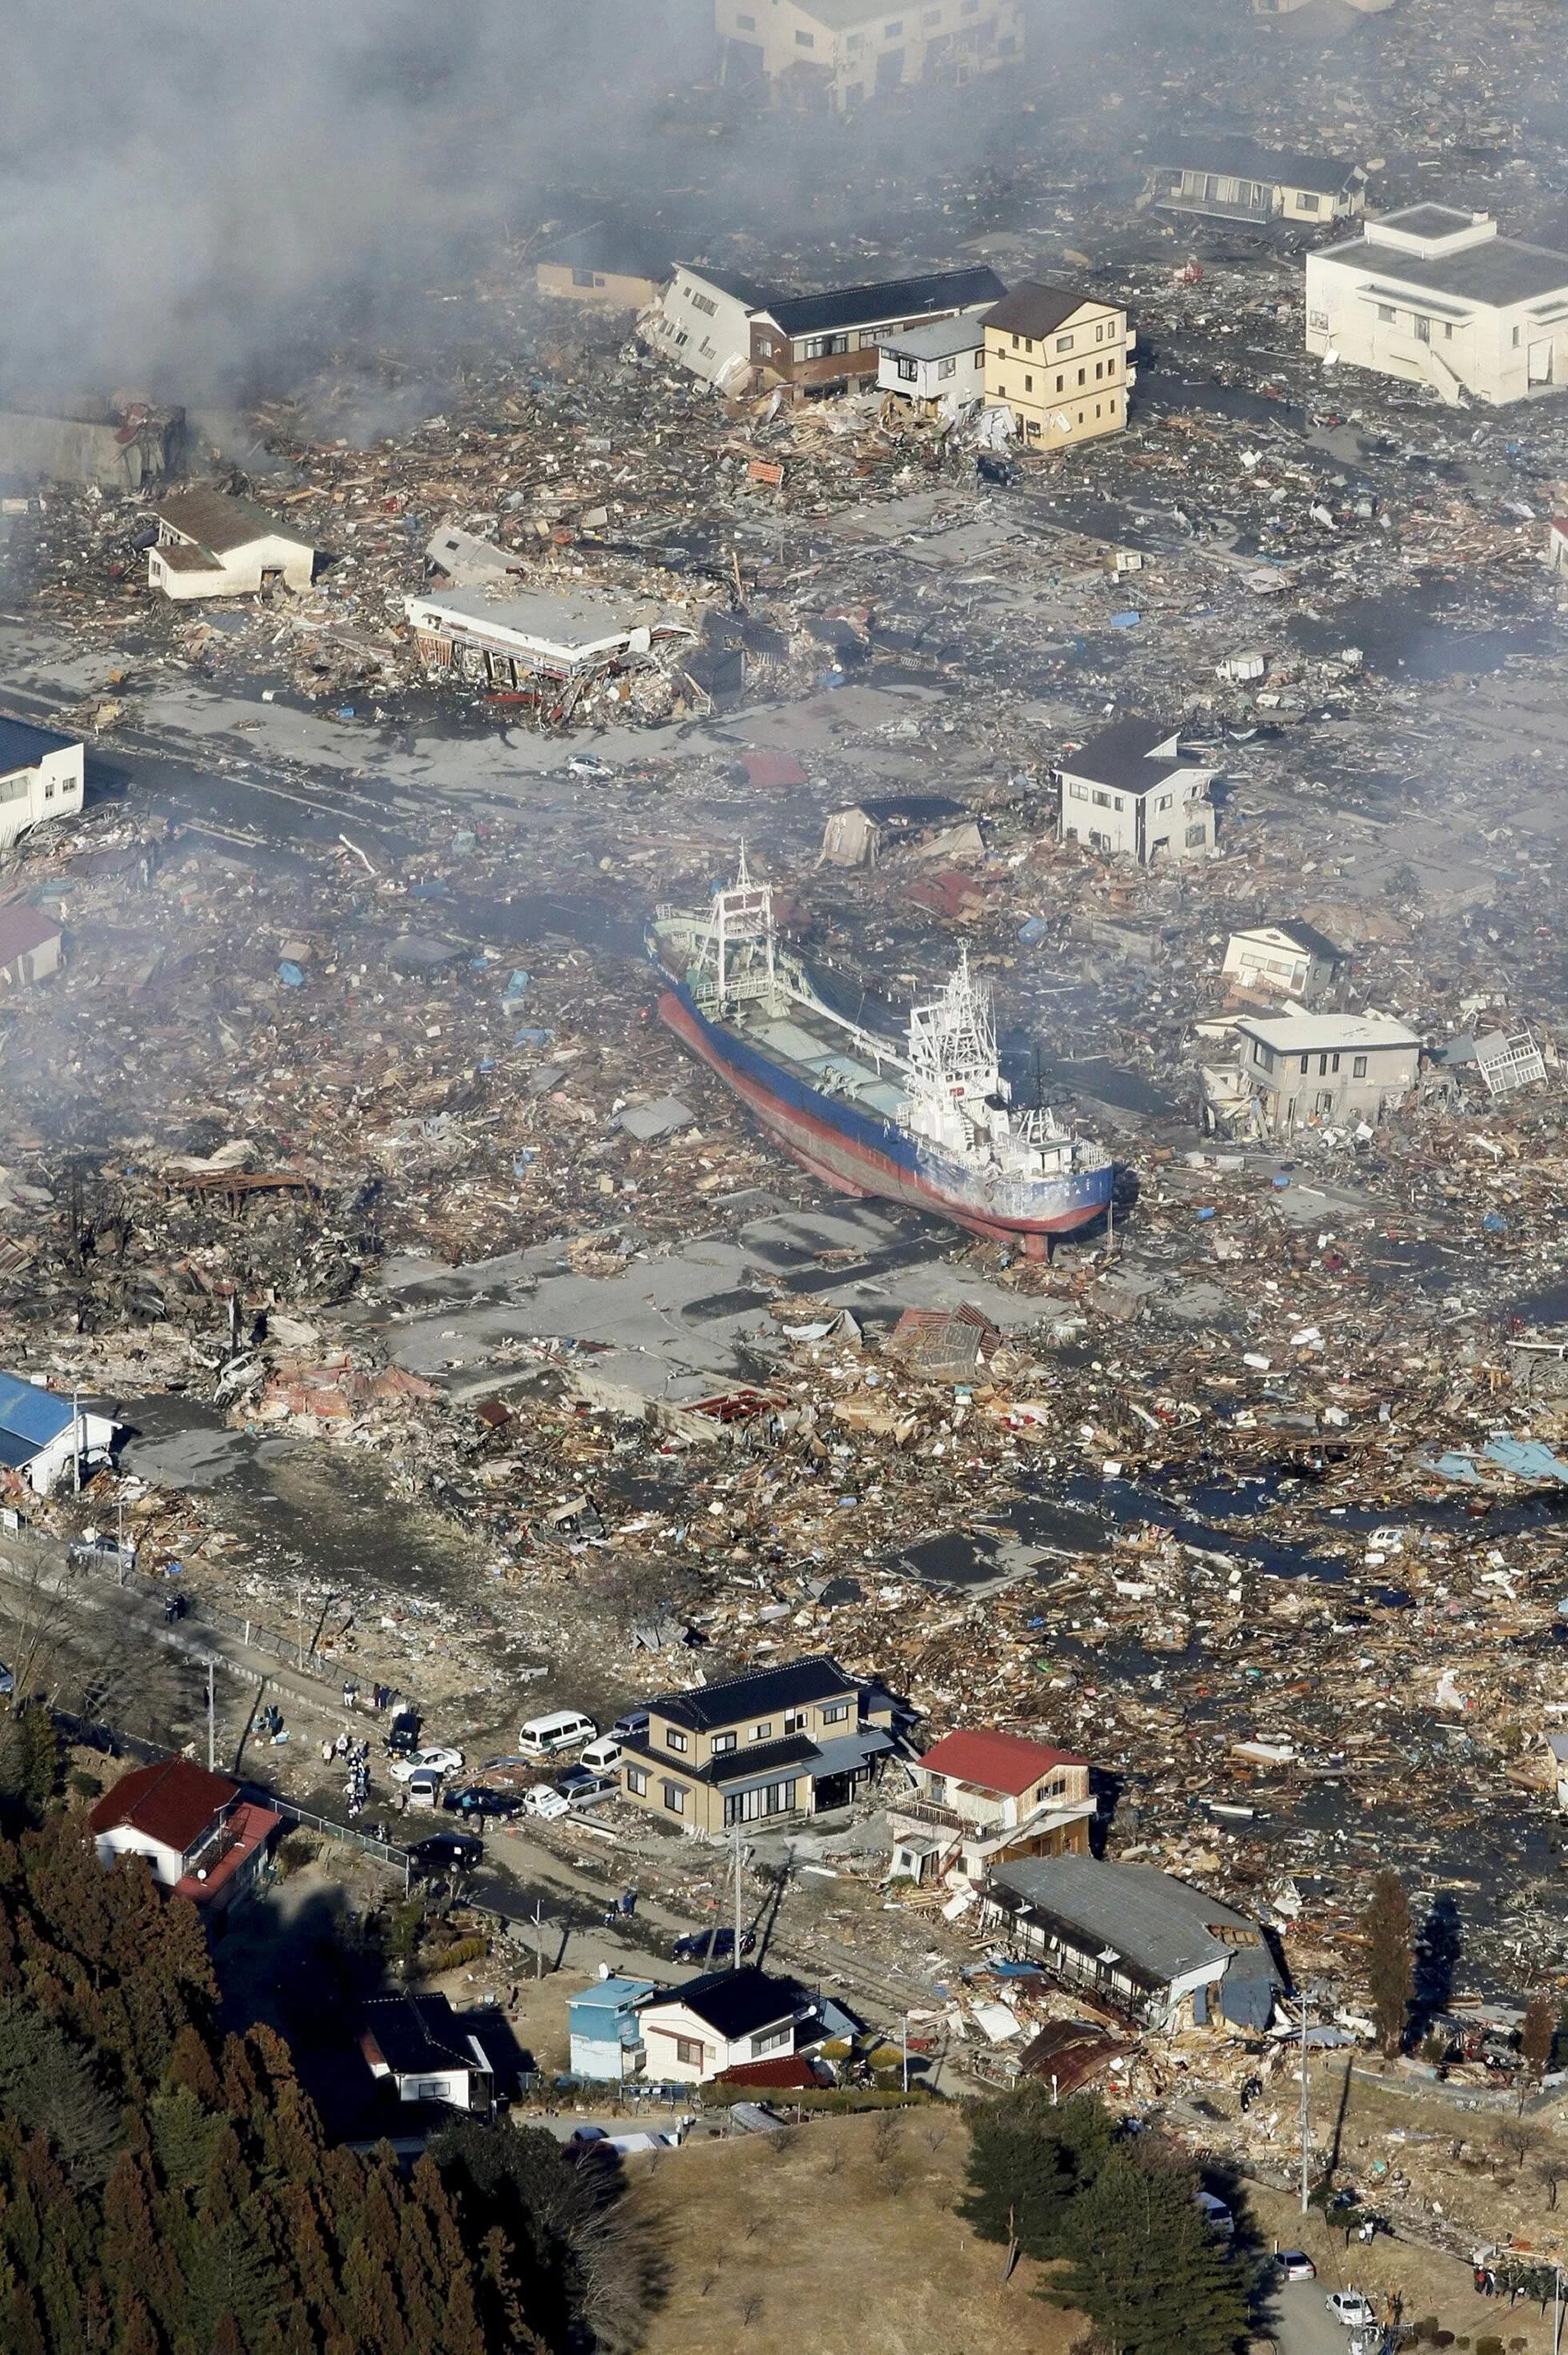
[149,491,316,599]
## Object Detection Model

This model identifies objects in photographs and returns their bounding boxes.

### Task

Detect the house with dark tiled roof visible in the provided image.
[618,1655,896,1837]
[88,1758,278,1911]
[637,1967,822,2085]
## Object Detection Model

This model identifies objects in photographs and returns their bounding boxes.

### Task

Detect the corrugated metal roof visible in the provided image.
[0,1372,75,1449]
[988,1856,1265,1985]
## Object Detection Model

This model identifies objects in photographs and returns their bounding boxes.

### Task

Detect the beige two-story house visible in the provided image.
[717,0,1024,112]
[983,281,1135,453]
[619,1655,896,1837]
[888,1728,1094,1882]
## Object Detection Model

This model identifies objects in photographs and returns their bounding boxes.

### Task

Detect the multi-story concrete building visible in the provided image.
[717,0,1023,111]
[1306,206,1568,406]
[982,281,1134,452]
[1232,1008,1421,1134]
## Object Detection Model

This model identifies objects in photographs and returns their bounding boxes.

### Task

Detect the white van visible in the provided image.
[518,1709,597,1759]
[579,1734,624,1775]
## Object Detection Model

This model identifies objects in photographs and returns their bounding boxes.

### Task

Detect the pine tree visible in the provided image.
[1044,2139,1251,2355]
[958,2085,1112,2260]
[1363,1869,1414,2058]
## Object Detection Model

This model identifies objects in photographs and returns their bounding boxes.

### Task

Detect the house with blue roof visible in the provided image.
[0,1373,118,1494]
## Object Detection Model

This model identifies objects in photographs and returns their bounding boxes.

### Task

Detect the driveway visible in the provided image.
[1271,2278,1363,2355]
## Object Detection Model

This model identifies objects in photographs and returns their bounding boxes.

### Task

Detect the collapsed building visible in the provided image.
[0,395,184,490]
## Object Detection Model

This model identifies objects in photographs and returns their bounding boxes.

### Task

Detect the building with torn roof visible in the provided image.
[1222,919,1348,1005]
[878,306,993,420]
[1143,138,1366,227]
[716,0,1023,112]
[982,282,1135,452]
[981,1856,1285,2033]
[888,1727,1094,1881]
[148,491,317,599]
[0,717,84,851]
[1306,207,1568,406]
[1233,1007,1420,1134]
[618,1654,896,1837]
[1056,720,1218,865]
[404,583,694,716]
[0,396,184,490]
[0,903,62,988]
[642,262,1006,402]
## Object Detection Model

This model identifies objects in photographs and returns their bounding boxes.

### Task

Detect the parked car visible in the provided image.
[1277,2252,1316,2282]
[562,1772,620,1812]
[518,1709,596,1760]
[1327,2293,1377,2329]
[442,1785,524,1821]
[386,1709,422,1755]
[389,1745,463,1783]
[1195,2190,1234,2238]
[671,1924,757,1964]
[578,1735,624,1774]
[403,1769,444,1809]
[525,1783,570,1820]
[610,1709,650,1742]
[408,1832,485,1875]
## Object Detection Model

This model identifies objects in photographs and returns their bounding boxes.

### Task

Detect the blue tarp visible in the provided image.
[1484,1434,1568,1485]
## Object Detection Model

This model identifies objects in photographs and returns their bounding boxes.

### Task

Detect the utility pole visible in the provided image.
[73,1388,82,1494]
[1553,2261,1562,2355]
[296,1577,305,1672]
[1298,1996,1311,2214]
[533,1899,545,1981]
[733,1822,742,1969]
[206,1661,215,1773]
[902,2012,910,2095]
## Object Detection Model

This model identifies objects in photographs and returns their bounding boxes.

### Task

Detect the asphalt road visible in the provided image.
[1272,2279,1366,2355]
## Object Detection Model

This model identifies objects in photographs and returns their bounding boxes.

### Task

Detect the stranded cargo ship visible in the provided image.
[648,858,1115,1255]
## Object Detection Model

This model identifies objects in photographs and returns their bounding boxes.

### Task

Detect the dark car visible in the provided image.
[386,1709,422,1756]
[407,1833,484,1876]
[671,1924,756,1964]
[442,1785,524,1821]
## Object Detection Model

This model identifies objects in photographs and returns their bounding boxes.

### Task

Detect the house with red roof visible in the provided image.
[887,1727,1094,1883]
[88,1757,279,1912]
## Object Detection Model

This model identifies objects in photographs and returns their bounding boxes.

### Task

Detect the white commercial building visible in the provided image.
[878,307,992,420]
[1306,206,1568,406]
[1057,718,1218,865]
[405,584,694,691]
[148,490,316,598]
[0,718,84,850]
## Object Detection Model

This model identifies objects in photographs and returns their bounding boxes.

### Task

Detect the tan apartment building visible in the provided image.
[717,0,1023,112]
[618,1655,897,1837]
[983,281,1135,452]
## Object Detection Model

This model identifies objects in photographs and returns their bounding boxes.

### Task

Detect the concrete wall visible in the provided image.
[1059,765,1214,866]
[1244,1038,1418,1132]
[94,1825,183,1886]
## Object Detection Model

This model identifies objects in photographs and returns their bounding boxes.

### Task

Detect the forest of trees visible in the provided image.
[0,1785,647,2355]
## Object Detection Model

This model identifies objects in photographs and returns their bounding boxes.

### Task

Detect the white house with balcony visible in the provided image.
[1057,718,1218,866]
[1306,206,1568,406]
[888,1727,1094,1883]
[878,307,992,421]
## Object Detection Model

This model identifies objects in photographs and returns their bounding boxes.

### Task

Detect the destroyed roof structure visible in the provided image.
[1307,207,1568,405]
[644,262,1004,401]
[404,583,696,723]
[982,1857,1284,2033]
[534,223,670,310]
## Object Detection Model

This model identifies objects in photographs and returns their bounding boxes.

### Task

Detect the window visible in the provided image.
[572,266,595,288]
[1513,326,1522,348]
[1318,1054,1329,1077]
[1300,191,1320,213]
[1092,789,1111,808]
[1095,402,1102,417]
[1352,1054,1368,1079]
[1298,1054,1310,1076]
[1055,373,1063,391]
[626,1765,649,1796]
[1377,303,1395,323]
[783,1709,807,1734]
[662,1781,686,1814]
[690,290,717,318]
[1443,322,1453,340]
[675,2036,704,2066]
[750,1721,773,1742]
[664,1727,689,1753]
[1414,315,1430,345]
[1113,794,1122,810]
[711,1731,737,1754]
[724,1778,798,1825]
[1156,793,1171,812]
[1094,361,1103,380]
[736,8,755,21]
[1107,354,1117,377]
[926,1773,948,1800]
[796,26,815,42]
[1024,373,1033,391]
[1068,781,1087,800]
[923,5,941,18]
[1077,367,1086,386]
[1010,332,1020,350]
[885,18,904,33]
[1185,822,1208,849]
[803,333,849,358]
[752,2026,791,2057]
[1056,334,1074,353]
[1026,420,1041,438]
[1331,1054,1342,1074]
[894,355,918,382]
[974,351,982,368]
[822,1701,850,1724]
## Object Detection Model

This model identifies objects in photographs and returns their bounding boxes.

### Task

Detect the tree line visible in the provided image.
[0,1795,650,2355]
[960,2086,1252,2355]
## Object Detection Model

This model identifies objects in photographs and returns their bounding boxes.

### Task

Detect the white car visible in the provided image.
[526,1782,570,1820]
[1327,2293,1377,2329]
[578,1735,624,1775]
[389,1745,464,1784]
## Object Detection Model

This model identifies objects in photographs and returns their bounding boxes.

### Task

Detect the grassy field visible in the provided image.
[622,2106,1086,2355]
